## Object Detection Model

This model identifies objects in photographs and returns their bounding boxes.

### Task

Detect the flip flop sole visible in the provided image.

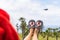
[28,20,35,29]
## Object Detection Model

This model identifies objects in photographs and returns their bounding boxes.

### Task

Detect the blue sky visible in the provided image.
[0,0,60,31]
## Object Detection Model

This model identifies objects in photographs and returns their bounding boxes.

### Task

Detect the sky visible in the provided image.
[0,0,60,31]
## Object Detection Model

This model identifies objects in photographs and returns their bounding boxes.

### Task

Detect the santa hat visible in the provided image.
[0,9,20,40]
[0,9,10,20]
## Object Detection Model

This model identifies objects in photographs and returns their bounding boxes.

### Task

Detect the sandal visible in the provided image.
[35,20,43,32]
[28,20,35,29]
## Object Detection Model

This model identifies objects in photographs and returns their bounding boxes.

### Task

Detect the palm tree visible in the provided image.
[53,28,59,40]
[40,32,46,38]
[19,17,27,40]
[45,29,49,40]
[16,23,19,32]
[45,28,52,40]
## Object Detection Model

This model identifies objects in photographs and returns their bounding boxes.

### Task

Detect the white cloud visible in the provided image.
[0,0,60,29]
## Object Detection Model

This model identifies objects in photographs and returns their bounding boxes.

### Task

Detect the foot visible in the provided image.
[29,28,34,36]
[34,28,39,34]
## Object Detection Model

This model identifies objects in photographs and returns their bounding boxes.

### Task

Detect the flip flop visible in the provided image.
[35,20,43,32]
[28,20,35,29]
[24,20,35,38]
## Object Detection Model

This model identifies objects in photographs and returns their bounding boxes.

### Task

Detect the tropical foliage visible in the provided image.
[17,17,60,40]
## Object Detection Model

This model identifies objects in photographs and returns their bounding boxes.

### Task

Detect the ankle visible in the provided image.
[34,28,38,34]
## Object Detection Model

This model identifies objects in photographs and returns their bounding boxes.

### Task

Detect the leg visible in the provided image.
[24,28,33,40]
[32,28,38,40]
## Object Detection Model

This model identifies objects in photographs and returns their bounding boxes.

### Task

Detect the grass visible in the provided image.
[18,33,60,40]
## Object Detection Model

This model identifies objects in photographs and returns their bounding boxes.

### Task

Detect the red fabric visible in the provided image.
[0,27,5,40]
[0,9,20,40]
[0,9,10,20]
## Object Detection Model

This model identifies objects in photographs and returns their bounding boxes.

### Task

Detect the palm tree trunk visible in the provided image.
[56,36,58,40]
[47,36,49,40]
[22,28,25,40]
